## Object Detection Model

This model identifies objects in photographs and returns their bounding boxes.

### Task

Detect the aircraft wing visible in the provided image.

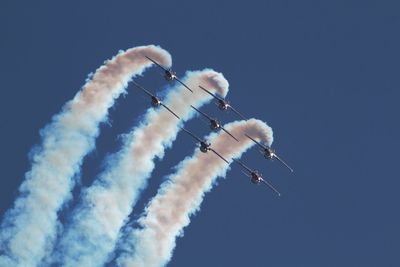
[245,134,267,150]
[190,105,213,121]
[180,127,203,143]
[232,158,253,174]
[274,154,294,173]
[132,80,155,98]
[199,85,223,101]
[161,103,181,120]
[220,126,239,142]
[145,55,168,72]
[261,178,281,196]
[229,105,247,120]
[210,148,230,164]
[175,77,193,92]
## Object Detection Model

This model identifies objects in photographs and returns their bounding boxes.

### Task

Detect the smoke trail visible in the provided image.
[0,45,170,267]
[116,119,273,267]
[50,69,229,267]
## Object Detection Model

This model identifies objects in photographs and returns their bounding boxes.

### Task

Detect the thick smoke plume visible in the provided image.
[117,119,273,267]
[51,70,229,267]
[0,45,170,267]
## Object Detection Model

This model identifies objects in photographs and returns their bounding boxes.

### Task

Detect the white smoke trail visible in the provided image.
[0,45,171,267]
[50,69,229,267]
[116,119,273,267]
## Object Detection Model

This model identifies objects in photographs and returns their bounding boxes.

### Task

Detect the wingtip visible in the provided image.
[287,165,294,173]
[176,79,193,93]
[185,87,193,93]
[232,135,240,142]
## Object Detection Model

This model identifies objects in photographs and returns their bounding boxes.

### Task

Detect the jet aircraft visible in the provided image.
[232,158,281,196]
[132,81,180,120]
[199,85,246,120]
[181,127,230,164]
[245,134,293,173]
[145,55,193,93]
[191,105,239,142]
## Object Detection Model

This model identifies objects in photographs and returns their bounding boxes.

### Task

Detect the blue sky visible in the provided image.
[1,1,399,266]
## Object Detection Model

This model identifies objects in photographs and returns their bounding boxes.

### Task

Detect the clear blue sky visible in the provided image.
[1,1,399,266]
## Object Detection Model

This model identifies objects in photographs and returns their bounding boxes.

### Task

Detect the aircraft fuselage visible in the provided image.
[263,148,275,160]
[251,172,262,184]
[217,100,229,110]
[151,96,162,107]
[164,70,177,81]
[200,142,211,153]
[210,120,220,131]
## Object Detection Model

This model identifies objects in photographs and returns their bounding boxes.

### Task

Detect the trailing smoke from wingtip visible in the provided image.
[50,69,230,267]
[0,45,171,267]
[116,119,273,267]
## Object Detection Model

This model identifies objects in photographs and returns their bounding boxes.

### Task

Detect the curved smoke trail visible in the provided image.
[116,119,273,267]
[0,45,170,267]
[50,70,229,267]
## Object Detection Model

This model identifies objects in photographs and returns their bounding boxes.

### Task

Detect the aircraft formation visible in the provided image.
[134,56,293,196]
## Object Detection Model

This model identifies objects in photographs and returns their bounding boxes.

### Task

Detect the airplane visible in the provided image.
[199,85,246,120]
[144,55,193,93]
[245,134,293,173]
[132,81,180,120]
[180,127,230,164]
[232,158,281,196]
[190,105,239,142]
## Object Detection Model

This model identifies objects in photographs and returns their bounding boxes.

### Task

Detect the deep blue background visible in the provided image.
[1,1,399,266]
